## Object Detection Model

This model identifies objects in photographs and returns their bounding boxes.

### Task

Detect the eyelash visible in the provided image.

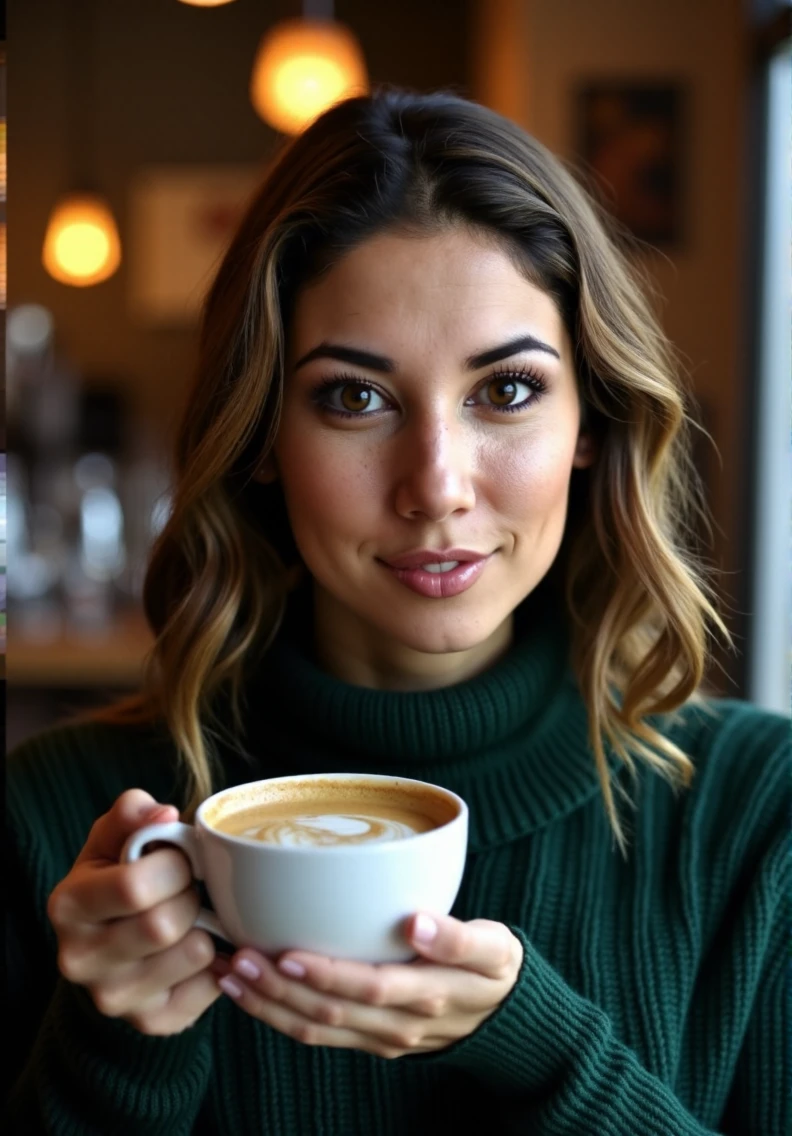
[309,365,548,420]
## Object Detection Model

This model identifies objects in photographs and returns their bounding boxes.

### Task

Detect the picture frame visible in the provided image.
[574,81,686,247]
[127,164,265,326]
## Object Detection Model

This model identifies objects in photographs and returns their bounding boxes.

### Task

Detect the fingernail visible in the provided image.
[279,959,306,978]
[234,958,261,981]
[413,914,437,944]
[218,975,244,999]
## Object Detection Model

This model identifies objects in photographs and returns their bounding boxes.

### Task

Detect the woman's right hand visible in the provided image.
[47,788,222,1036]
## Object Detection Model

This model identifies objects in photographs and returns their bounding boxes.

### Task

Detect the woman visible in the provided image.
[6,89,789,1135]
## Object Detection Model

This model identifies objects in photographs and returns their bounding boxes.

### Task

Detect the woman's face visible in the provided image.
[263,226,593,689]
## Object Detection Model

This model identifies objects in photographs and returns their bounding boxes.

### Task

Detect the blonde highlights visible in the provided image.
[96,89,728,852]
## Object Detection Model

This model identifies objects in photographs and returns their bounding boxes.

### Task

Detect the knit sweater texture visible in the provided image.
[5,595,791,1135]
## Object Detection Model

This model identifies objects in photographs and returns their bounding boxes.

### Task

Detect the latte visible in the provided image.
[125,772,468,961]
[207,778,456,848]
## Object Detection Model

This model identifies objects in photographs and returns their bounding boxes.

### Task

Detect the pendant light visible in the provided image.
[42,0,121,287]
[42,192,121,287]
[177,1,236,7]
[250,0,368,135]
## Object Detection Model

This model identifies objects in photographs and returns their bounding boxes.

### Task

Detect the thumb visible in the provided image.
[406,913,522,981]
[76,789,180,865]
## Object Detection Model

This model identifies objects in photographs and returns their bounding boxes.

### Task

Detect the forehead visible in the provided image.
[287,228,568,365]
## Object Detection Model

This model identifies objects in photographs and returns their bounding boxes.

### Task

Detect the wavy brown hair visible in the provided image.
[99,88,728,853]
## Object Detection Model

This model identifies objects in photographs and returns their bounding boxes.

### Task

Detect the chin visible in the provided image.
[376,611,506,657]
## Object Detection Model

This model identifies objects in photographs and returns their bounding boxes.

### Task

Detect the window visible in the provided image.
[745,3,791,711]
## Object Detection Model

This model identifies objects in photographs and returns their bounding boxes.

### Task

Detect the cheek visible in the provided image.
[487,431,579,518]
[275,429,381,538]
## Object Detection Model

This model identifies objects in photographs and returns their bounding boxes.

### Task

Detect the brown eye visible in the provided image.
[340,384,373,412]
[469,372,543,413]
[314,379,389,417]
[486,378,519,406]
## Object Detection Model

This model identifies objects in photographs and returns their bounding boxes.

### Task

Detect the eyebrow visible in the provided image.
[292,333,561,374]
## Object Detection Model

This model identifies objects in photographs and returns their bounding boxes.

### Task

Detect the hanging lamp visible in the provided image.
[42,192,121,286]
[250,0,368,135]
[42,0,121,287]
[177,1,236,7]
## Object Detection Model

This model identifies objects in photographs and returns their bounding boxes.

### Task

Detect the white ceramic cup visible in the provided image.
[121,772,468,963]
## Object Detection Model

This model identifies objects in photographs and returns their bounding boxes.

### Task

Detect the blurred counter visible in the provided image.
[8,608,152,687]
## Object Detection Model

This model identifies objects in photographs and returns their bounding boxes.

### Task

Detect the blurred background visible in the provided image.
[5,0,791,749]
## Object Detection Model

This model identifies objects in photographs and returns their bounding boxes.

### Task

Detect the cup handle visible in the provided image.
[120,821,228,941]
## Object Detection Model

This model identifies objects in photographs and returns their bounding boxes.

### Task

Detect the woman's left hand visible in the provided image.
[214,914,523,1058]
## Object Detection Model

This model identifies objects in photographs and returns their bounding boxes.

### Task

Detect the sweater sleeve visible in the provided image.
[424,704,791,1135]
[4,726,217,1135]
[432,919,789,1136]
[6,980,215,1136]
[422,707,791,1135]
[4,835,216,1136]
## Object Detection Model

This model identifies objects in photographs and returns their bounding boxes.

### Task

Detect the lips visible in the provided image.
[380,548,488,571]
[378,550,493,599]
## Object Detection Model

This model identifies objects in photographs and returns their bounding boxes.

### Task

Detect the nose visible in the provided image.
[393,412,477,522]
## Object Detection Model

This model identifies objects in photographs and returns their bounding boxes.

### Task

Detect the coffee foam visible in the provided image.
[203,776,458,839]
[231,810,433,847]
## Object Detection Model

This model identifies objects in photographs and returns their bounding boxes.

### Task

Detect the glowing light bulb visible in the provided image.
[42,193,121,286]
[250,19,368,135]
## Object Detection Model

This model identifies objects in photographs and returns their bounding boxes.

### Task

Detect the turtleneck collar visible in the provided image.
[241,581,606,850]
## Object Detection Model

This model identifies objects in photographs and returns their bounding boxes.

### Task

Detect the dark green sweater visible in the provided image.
[5,598,790,1134]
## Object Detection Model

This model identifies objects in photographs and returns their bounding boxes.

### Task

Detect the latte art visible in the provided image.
[207,777,459,851]
[240,811,431,846]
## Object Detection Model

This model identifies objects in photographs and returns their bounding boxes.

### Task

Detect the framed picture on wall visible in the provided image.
[574,82,686,247]
[127,165,265,325]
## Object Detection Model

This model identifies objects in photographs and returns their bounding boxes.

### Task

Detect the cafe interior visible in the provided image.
[4,0,790,748]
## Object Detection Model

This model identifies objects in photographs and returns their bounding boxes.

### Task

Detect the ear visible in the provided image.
[252,452,279,485]
[572,431,597,469]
